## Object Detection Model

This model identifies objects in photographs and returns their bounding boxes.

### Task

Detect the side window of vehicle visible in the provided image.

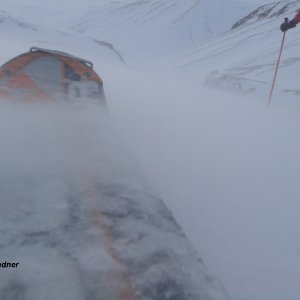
[64,64,81,81]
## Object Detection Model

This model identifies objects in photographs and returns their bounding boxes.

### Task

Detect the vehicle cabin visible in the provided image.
[0,47,105,104]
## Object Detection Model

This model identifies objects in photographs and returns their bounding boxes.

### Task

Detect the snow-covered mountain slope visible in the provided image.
[232,0,300,29]
[0,10,124,73]
[167,0,300,106]
[67,0,259,62]
[1,0,259,64]
[0,1,101,30]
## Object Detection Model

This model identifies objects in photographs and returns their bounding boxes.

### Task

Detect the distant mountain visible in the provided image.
[232,0,300,29]
[0,10,38,31]
[66,0,259,62]
[169,0,300,104]
[0,10,124,69]
[1,0,261,64]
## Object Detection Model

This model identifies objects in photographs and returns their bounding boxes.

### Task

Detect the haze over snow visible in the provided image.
[1,1,300,300]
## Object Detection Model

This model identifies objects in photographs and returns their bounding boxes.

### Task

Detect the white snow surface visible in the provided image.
[0,102,226,300]
[1,0,300,299]
[1,0,260,64]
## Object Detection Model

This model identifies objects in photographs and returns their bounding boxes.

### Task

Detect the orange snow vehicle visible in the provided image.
[0,47,105,104]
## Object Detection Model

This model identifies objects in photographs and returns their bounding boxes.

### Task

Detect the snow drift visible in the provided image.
[0,101,226,300]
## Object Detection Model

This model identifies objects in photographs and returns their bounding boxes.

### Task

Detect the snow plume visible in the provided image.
[108,67,300,300]
[0,102,107,300]
[0,100,226,300]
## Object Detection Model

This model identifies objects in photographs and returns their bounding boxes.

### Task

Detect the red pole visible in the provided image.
[268,32,286,107]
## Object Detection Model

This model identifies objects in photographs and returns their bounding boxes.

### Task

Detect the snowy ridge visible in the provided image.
[0,10,124,71]
[168,0,300,105]
[0,10,37,31]
[232,0,300,29]
[67,0,258,62]
[0,1,261,63]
